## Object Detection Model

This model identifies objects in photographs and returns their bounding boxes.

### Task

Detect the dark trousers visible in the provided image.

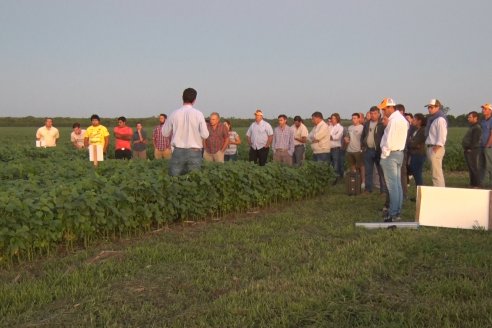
[292,145,305,167]
[465,149,481,187]
[329,147,344,177]
[249,147,269,166]
[363,148,386,193]
[401,151,408,197]
[115,148,132,160]
[409,153,426,186]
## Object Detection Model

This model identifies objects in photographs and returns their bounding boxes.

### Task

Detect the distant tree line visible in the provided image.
[0,114,470,128]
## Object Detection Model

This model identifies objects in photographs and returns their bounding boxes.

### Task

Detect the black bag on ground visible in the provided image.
[346,171,361,196]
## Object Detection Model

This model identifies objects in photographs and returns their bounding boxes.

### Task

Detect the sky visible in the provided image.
[1,0,491,119]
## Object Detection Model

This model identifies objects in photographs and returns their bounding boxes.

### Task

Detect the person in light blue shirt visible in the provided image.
[246,109,273,166]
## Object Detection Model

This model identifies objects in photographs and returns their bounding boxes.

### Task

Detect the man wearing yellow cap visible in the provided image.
[480,103,492,187]
[378,98,409,222]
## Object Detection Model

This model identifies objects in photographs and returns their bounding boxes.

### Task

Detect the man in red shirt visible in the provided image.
[114,116,133,160]
[203,112,229,163]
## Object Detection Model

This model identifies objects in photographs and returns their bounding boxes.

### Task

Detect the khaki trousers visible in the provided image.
[273,149,293,166]
[203,150,224,163]
[154,148,172,160]
[427,146,445,187]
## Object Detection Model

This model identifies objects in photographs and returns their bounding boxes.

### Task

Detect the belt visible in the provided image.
[275,148,288,152]
[427,145,441,148]
[175,147,202,151]
[294,144,305,147]
[331,147,341,150]
[116,148,129,151]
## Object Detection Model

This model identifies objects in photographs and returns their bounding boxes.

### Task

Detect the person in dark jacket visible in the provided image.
[408,113,427,186]
[462,111,482,188]
[361,106,386,193]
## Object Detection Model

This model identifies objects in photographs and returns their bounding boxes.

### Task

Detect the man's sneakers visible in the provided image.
[383,215,402,223]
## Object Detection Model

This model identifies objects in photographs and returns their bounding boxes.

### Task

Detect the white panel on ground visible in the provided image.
[417,186,491,230]
[355,222,419,229]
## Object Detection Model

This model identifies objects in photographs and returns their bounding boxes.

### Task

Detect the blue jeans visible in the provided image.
[363,148,386,193]
[329,147,343,177]
[313,152,330,163]
[380,151,404,217]
[409,153,426,186]
[292,145,305,167]
[224,153,238,161]
[169,147,203,176]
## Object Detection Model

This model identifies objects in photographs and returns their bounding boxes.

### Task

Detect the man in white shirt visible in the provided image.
[246,109,273,166]
[309,111,331,163]
[378,98,409,222]
[36,118,59,147]
[291,115,308,167]
[424,99,448,187]
[329,113,344,183]
[162,88,209,176]
[71,123,86,149]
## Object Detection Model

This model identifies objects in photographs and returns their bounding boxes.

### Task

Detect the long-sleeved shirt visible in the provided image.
[162,104,209,149]
[272,125,295,156]
[309,120,331,154]
[425,117,447,147]
[291,123,309,146]
[330,123,343,148]
[462,123,482,150]
[246,120,273,149]
[380,111,408,159]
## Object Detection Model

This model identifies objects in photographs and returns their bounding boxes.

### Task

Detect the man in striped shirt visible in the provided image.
[153,114,172,160]
[272,114,295,166]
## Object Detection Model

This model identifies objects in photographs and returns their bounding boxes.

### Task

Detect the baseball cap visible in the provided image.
[254,109,263,116]
[425,99,441,108]
[481,103,492,111]
[377,98,396,110]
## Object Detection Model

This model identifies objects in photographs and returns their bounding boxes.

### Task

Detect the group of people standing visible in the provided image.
[35,89,492,220]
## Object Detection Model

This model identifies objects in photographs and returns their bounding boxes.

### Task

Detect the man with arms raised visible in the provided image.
[162,88,209,176]
[378,98,408,222]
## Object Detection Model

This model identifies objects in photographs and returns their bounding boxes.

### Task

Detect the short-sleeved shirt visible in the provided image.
[225,131,239,155]
[114,126,133,150]
[153,124,171,151]
[84,125,110,146]
[132,130,147,152]
[246,120,274,149]
[481,117,492,147]
[205,123,228,154]
[36,126,59,147]
[71,130,86,148]
[347,125,363,152]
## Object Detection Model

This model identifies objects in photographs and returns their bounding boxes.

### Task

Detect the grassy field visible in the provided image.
[1,125,491,327]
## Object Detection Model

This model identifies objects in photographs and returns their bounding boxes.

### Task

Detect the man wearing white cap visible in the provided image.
[480,103,492,187]
[246,109,273,166]
[378,98,408,222]
[424,99,447,187]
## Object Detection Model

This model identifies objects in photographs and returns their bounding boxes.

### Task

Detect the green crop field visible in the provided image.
[1,124,491,327]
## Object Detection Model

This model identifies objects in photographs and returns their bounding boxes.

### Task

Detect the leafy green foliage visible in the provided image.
[0,146,333,262]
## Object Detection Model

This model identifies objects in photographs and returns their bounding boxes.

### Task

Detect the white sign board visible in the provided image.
[416,186,491,230]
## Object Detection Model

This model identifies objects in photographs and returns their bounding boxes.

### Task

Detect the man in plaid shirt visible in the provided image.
[153,114,172,159]
[203,112,229,163]
[272,114,295,166]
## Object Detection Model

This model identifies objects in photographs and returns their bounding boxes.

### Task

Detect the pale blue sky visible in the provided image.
[1,0,491,119]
